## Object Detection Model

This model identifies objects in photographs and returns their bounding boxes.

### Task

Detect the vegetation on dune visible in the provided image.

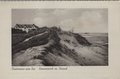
[12,26,108,66]
[12,32,49,54]
[12,26,61,54]
[73,33,91,46]
[12,27,48,46]
[12,35,24,46]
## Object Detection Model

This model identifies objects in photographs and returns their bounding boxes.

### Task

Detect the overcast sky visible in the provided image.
[12,9,108,33]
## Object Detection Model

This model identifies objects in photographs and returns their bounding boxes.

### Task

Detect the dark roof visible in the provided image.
[15,24,39,29]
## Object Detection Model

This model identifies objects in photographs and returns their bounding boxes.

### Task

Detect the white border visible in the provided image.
[0,1,120,79]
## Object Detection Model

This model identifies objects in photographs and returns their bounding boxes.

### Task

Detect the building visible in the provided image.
[14,24,39,33]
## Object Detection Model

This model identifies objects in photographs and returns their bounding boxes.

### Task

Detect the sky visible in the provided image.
[12,9,108,33]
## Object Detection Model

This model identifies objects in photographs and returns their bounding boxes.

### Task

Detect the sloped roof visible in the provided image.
[15,24,39,29]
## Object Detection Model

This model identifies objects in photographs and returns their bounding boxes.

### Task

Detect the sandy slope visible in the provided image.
[12,27,108,66]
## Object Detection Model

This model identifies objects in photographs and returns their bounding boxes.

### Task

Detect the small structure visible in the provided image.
[14,24,39,33]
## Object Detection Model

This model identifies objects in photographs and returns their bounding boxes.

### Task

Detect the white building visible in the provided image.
[14,24,39,33]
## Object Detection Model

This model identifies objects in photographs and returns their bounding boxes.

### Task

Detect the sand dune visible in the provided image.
[12,27,108,66]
